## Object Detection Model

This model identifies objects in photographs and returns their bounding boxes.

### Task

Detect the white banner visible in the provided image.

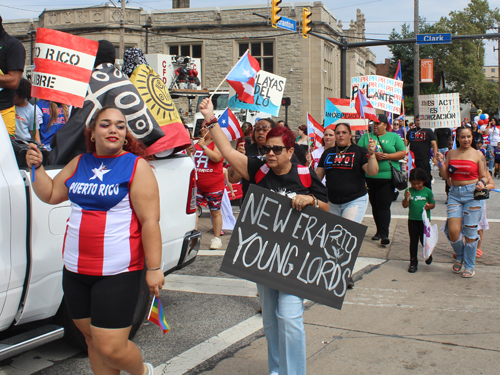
[418,93,460,128]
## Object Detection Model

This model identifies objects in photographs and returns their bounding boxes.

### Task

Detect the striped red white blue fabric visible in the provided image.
[307,113,324,149]
[218,107,243,141]
[63,152,144,276]
[355,90,378,122]
[226,51,261,104]
[32,28,98,108]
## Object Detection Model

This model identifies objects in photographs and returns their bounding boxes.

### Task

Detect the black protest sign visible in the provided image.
[220,185,367,310]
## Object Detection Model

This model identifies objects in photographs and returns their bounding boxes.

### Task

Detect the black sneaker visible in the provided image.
[408,264,418,273]
[381,237,390,245]
[371,234,381,240]
[425,255,433,265]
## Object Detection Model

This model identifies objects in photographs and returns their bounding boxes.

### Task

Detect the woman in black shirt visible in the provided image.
[199,98,328,375]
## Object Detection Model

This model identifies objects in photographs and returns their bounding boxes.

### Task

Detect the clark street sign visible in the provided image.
[416,33,452,45]
[277,16,297,32]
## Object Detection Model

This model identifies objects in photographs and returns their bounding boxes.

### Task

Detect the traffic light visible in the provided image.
[271,0,282,28]
[302,8,312,38]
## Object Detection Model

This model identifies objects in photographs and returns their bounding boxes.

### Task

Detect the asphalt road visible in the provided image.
[1,169,498,374]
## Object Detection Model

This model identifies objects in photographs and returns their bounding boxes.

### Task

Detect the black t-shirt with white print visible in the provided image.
[247,157,328,203]
[318,144,369,205]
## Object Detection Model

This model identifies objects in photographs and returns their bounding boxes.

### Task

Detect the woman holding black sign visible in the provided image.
[199,98,328,375]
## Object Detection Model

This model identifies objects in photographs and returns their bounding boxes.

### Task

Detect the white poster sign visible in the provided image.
[418,93,460,128]
[350,75,403,115]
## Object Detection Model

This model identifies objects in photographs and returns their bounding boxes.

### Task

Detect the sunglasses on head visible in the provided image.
[254,126,270,132]
[262,145,290,155]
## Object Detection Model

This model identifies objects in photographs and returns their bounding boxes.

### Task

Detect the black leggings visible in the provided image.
[366,178,394,238]
[408,219,424,263]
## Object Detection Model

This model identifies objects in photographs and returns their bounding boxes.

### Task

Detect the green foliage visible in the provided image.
[387,0,500,114]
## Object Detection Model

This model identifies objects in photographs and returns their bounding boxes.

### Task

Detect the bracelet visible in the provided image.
[202,145,207,150]
[34,163,43,169]
[479,179,486,186]
[147,267,161,271]
[205,116,218,128]
[308,194,319,208]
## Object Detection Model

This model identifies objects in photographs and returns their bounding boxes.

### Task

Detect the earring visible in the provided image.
[123,139,128,145]
[91,135,95,142]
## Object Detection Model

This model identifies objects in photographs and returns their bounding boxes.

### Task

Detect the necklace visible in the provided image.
[336,144,350,154]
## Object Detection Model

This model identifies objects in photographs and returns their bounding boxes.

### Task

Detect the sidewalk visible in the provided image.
[194,212,500,374]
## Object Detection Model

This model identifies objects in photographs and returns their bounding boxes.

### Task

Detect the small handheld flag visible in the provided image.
[219,108,244,141]
[354,90,378,122]
[306,113,324,149]
[148,296,170,334]
[407,149,416,179]
[226,51,261,104]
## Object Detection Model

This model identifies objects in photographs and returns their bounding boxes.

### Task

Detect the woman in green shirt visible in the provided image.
[358,114,406,245]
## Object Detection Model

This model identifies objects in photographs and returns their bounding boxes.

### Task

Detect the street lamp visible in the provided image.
[142,16,152,54]
[28,22,35,65]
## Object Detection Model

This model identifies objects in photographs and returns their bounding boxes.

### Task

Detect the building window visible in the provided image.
[483,68,486,73]
[238,41,274,73]
[492,68,496,73]
[324,43,334,99]
[168,44,202,58]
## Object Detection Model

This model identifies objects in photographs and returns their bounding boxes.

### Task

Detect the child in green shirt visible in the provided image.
[402,168,435,273]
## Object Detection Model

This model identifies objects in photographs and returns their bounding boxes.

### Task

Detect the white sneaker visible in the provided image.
[144,363,154,375]
[210,237,222,249]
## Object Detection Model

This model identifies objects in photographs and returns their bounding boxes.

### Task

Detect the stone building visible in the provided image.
[4,2,376,128]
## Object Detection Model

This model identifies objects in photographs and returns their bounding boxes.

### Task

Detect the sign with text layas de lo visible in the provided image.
[220,184,367,310]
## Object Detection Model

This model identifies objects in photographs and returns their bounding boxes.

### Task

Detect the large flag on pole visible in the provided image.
[226,51,261,104]
[394,59,404,106]
[355,90,378,122]
[218,107,243,141]
[32,28,98,108]
[307,113,324,149]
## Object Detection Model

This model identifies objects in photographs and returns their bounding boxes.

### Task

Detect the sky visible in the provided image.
[0,0,498,66]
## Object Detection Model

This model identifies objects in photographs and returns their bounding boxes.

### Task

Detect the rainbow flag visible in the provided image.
[148,296,170,334]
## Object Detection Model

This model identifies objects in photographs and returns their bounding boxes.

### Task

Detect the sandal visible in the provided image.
[476,249,483,258]
[461,269,475,278]
[452,261,463,273]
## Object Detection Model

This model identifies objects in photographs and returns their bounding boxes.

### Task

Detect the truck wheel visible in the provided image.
[197,206,202,217]
[56,270,151,351]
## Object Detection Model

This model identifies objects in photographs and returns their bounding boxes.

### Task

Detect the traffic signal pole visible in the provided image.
[253,12,500,99]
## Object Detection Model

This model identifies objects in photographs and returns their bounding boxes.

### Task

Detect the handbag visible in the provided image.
[473,188,489,200]
[376,136,407,191]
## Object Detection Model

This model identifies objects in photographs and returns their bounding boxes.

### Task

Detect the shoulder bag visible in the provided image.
[376,135,407,191]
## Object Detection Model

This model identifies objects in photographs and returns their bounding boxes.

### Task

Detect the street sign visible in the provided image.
[277,16,296,32]
[416,33,452,45]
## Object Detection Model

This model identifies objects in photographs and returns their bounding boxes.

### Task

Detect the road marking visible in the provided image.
[198,250,225,256]
[165,258,386,297]
[154,314,263,375]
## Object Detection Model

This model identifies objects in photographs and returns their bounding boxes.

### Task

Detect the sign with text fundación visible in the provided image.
[416,33,452,45]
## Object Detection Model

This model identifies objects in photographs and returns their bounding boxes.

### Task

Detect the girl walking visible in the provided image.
[402,168,435,273]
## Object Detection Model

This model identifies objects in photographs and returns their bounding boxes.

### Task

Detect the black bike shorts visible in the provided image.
[62,267,143,329]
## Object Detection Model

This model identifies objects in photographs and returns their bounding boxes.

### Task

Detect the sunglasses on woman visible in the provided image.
[262,145,291,155]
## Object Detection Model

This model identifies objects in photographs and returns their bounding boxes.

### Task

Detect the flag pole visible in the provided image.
[209,50,249,101]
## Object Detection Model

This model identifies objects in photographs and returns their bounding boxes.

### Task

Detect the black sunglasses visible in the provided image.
[262,145,291,155]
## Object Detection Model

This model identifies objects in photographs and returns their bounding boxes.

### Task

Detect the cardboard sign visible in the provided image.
[350,75,403,115]
[220,185,367,310]
[32,28,98,108]
[229,71,286,116]
[324,98,369,130]
[418,93,460,128]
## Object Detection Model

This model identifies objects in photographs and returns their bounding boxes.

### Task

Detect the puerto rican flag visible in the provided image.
[407,149,416,179]
[226,51,261,104]
[307,113,324,149]
[355,89,378,122]
[218,108,243,141]
[32,28,98,108]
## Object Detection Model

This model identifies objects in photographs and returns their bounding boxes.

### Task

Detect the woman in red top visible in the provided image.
[195,121,225,249]
[437,126,487,278]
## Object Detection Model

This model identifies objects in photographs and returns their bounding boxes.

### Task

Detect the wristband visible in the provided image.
[205,116,218,128]
[479,179,486,186]
[147,267,161,271]
[202,145,207,150]
[34,163,43,169]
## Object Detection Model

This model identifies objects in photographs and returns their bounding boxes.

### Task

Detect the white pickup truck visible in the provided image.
[0,121,201,359]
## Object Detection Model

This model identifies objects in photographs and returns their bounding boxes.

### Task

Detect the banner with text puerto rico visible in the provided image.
[350,75,403,115]
[31,28,98,108]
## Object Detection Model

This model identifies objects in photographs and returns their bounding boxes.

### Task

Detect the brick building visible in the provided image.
[4,2,376,128]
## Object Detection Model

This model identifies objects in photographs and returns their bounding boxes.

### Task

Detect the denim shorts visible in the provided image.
[447,183,484,238]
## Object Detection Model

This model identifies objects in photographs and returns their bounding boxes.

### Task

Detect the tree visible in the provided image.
[388,0,500,114]
[387,20,440,115]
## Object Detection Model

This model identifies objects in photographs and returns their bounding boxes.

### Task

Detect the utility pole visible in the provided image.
[413,0,420,115]
[497,26,500,114]
[119,0,126,60]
